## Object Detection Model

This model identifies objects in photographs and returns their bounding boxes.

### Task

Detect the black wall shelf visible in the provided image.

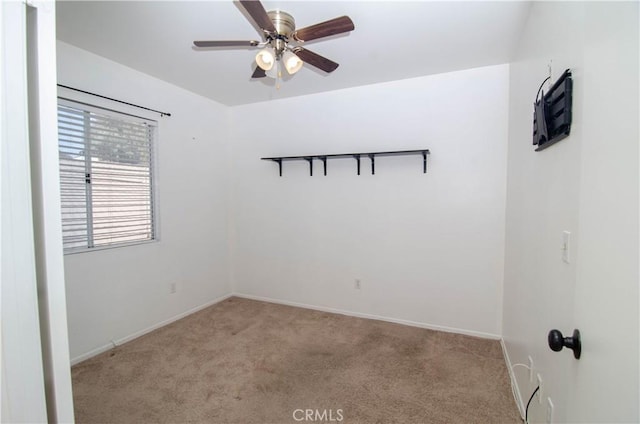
[261,149,430,177]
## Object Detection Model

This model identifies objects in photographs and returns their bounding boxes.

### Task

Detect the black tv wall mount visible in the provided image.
[533,69,573,151]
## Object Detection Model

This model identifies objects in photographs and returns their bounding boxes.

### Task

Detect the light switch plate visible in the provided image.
[562,231,571,263]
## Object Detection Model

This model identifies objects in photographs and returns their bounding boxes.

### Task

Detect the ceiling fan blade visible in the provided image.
[294,48,339,73]
[292,16,355,42]
[251,66,266,78]
[194,40,260,48]
[238,0,276,33]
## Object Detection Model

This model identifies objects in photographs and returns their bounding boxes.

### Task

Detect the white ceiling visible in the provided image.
[56,1,531,106]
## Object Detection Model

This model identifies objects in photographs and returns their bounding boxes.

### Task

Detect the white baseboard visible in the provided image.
[500,338,526,420]
[71,291,504,367]
[232,292,501,340]
[70,293,233,365]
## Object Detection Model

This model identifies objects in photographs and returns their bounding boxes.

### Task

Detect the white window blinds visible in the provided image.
[57,102,156,252]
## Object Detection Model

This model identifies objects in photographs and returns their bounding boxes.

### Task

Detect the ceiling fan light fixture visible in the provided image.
[283,50,303,75]
[255,47,275,71]
[265,60,281,79]
[194,1,355,81]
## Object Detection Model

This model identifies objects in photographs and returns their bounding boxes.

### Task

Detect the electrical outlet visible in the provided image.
[354,279,361,290]
[170,282,177,294]
[546,397,554,423]
[537,373,543,404]
[528,356,534,382]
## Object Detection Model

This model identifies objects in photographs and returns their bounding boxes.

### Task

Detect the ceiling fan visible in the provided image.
[193,0,355,80]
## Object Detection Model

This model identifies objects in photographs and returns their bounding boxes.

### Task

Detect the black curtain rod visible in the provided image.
[57,84,171,117]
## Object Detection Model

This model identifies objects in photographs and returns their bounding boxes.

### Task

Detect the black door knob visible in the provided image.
[548,329,581,359]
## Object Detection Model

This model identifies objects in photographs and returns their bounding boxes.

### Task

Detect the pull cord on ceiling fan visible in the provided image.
[194,0,355,83]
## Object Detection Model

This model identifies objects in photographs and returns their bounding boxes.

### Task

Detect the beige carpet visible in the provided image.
[72,297,521,423]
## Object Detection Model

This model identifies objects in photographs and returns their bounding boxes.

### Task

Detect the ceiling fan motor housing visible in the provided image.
[267,10,295,54]
[267,10,295,37]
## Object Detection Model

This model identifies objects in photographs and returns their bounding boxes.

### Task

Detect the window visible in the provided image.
[57,101,156,252]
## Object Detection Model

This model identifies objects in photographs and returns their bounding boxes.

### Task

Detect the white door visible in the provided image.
[567,2,639,422]
[1,1,74,422]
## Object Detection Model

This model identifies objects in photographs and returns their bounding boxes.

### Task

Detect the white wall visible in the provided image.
[503,2,638,422]
[57,42,233,362]
[230,65,509,337]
